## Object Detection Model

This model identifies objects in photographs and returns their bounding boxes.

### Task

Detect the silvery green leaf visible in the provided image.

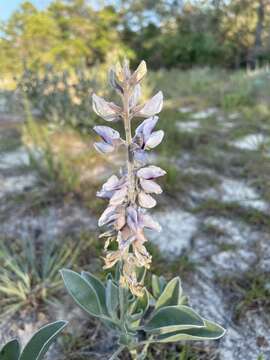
[136,91,163,117]
[81,271,107,315]
[145,130,164,149]
[0,339,20,360]
[129,84,141,109]
[109,186,128,206]
[138,192,157,208]
[92,94,121,121]
[143,305,205,335]
[155,319,226,342]
[93,126,121,145]
[137,165,166,179]
[94,142,114,154]
[155,277,182,309]
[152,274,167,299]
[61,269,102,317]
[20,321,67,360]
[130,60,147,84]
[105,279,119,319]
[140,178,162,194]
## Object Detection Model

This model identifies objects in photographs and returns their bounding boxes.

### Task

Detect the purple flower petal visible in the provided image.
[135,116,158,140]
[93,126,121,145]
[98,205,117,226]
[145,130,164,149]
[129,84,141,109]
[140,178,162,194]
[127,206,139,232]
[139,213,162,232]
[138,192,157,208]
[137,165,166,179]
[92,93,121,121]
[94,142,114,154]
[109,186,128,206]
[134,149,148,163]
[136,91,163,117]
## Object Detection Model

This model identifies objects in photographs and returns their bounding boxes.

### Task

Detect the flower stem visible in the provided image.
[123,81,136,204]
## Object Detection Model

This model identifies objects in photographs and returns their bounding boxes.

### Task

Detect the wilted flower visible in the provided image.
[92,60,165,296]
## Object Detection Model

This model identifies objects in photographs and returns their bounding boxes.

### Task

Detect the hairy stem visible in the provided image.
[123,82,136,204]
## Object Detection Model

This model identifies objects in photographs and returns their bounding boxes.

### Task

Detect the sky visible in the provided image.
[0,0,52,21]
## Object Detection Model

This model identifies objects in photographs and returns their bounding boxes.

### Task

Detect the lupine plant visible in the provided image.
[61,60,226,359]
[0,321,67,360]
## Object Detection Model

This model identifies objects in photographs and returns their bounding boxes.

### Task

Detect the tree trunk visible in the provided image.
[247,0,265,69]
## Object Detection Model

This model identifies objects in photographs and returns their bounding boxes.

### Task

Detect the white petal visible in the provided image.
[140,178,162,194]
[98,205,117,226]
[110,186,128,206]
[129,84,141,109]
[141,213,162,232]
[93,125,120,144]
[145,130,164,149]
[138,192,157,208]
[137,165,166,179]
[92,94,121,121]
[130,60,147,84]
[137,91,163,117]
[94,142,114,154]
[102,175,119,191]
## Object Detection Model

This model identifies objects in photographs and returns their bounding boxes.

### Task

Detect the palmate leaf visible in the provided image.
[154,319,226,343]
[20,321,67,360]
[155,277,182,309]
[143,305,205,335]
[61,269,102,317]
[0,339,20,360]
[105,279,119,319]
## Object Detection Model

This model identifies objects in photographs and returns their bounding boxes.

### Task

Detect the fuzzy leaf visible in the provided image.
[81,271,107,315]
[20,321,67,360]
[155,277,182,309]
[155,319,226,342]
[144,305,204,334]
[105,279,119,318]
[0,339,20,360]
[152,274,166,298]
[61,269,102,317]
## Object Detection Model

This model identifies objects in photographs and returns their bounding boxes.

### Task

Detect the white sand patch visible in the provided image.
[191,107,218,119]
[178,106,193,113]
[148,209,198,256]
[220,178,268,211]
[177,120,200,132]
[0,148,30,169]
[0,173,37,198]
[231,133,266,150]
